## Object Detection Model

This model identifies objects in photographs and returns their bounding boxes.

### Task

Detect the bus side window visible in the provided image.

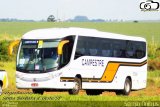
[126,41,134,58]
[134,42,146,59]
[60,43,69,67]
[112,40,126,58]
[89,49,97,56]
[113,45,121,57]
[102,42,112,57]
[88,38,98,56]
[60,36,75,67]
[75,37,86,59]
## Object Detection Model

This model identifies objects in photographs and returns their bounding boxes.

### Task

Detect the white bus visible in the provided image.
[10,28,147,95]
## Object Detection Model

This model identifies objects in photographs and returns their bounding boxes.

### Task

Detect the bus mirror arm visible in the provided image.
[57,40,69,55]
[8,40,20,55]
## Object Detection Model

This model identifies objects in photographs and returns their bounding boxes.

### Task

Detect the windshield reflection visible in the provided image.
[17,40,59,73]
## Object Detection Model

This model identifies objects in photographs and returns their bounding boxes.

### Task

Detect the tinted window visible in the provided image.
[126,41,135,58]
[88,38,99,56]
[113,40,126,58]
[134,41,146,59]
[59,36,75,68]
[101,40,112,57]
[75,36,146,59]
[75,37,87,59]
[126,41,146,59]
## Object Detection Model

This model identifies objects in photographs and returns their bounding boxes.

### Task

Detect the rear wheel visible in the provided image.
[115,78,131,96]
[68,77,81,95]
[86,90,102,95]
[32,89,44,95]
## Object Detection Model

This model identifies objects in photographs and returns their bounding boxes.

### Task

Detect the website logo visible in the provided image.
[140,0,159,11]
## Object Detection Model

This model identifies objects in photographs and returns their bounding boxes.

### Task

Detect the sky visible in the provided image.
[0,0,160,21]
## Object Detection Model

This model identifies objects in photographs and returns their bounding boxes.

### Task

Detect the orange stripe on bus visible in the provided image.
[60,60,147,83]
[100,60,147,82]
[101,63,120,82]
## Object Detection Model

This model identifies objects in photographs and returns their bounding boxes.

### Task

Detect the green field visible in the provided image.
[0,22,160,106]
[0,22,160,42]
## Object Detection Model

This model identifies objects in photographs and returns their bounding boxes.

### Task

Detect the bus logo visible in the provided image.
[140,0,159,11]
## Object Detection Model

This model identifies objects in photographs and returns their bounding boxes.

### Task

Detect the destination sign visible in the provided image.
[24,41,38,44]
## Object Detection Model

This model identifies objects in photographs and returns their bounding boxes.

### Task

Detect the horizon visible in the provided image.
[0,0,160,21]
[0,15,160,22]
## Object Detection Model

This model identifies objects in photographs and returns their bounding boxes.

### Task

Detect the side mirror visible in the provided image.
[8,40,20,55]
[58,40,69,55]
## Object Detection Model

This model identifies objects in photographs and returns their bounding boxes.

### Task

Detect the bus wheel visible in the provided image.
[32,89,44,95]
[86,90,102,95]
[68,77,81,95]
[116,78,131,96]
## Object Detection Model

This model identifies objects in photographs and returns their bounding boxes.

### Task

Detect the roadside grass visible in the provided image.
[147,70,160,88]
[148,70,160,78]
[1,93,160,101]
[1,94,160,107]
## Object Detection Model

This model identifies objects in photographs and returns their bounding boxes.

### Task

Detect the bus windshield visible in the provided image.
[17,40,60,73]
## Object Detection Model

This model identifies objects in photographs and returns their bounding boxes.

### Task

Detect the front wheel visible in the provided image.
[116,78,131,96]
[32,89,44,95]
[68,77,81,95]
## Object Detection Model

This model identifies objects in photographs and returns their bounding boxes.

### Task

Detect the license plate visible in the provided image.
[31,83,38,87]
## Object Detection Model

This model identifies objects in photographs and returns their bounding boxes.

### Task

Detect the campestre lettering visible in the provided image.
[82,59,104,67]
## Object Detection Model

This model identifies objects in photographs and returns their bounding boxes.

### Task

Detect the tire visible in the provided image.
[32,89,44,95]
[68,77,81,95]
[0,85,2,95]
[115,78,131,96]
[86,90,102,95]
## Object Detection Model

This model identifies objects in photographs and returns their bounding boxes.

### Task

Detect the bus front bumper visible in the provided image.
[16,77,75,89]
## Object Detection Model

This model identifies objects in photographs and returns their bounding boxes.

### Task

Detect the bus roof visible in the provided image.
[22,27,146,42]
